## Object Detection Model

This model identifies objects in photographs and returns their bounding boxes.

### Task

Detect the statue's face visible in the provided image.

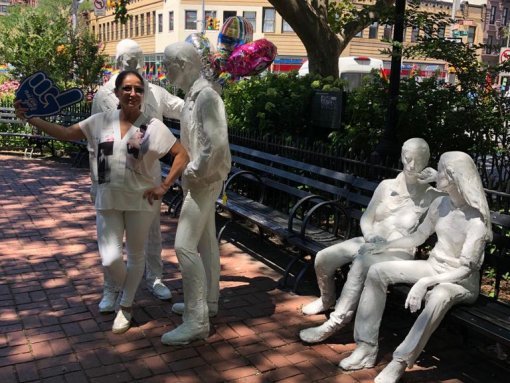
[401,144,428,178]
[436,160,454,192]
[163,58,185,88]
[118,51,144,73]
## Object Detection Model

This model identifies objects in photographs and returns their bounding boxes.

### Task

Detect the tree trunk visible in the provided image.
[268,0,342,77]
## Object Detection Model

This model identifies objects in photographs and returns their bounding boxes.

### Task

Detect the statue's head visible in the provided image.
[116,39,144,74]
[163,42,201,90]
[401,138,430,177]
[438,151,492,240]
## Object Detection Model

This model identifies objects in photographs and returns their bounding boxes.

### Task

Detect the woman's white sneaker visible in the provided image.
[112,309,132,334]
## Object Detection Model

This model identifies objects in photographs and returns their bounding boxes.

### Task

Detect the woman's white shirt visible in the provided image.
[79,110,176,212]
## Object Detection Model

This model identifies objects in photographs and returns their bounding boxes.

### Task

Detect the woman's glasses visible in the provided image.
[121,85,144,94]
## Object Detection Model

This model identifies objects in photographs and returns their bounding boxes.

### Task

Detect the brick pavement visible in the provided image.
[0,153,508,382]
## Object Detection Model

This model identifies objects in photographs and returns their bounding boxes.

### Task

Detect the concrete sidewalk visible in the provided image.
[0,153,508,382]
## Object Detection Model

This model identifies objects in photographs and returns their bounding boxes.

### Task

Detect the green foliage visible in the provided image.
[0,3,106,91]
[223,72,345,138]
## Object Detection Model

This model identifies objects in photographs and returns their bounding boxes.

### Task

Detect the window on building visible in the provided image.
[185,10,197,29]
[383,24,392,40]
[243,11,256,32]
[140,14,144,36]
[368,22,378,39]
[504,8,509,26]
[115,21,119,40]
[153,11,156,35]
[486,36,494,54]
[106,23,110,41]
[158,13,163,33]
[490,6,496,24]
[438,25,445,39]
[223,10,236,22]
[98,24,101,40]
[467,26,476,45]
[410,26,419,42]
[354,30,362,38]
[262,8,275,33]
[146,12,151,34]
[282,19,293,33]
[135,15,139,36]
[129,17,133,37]
[169,11,174,31]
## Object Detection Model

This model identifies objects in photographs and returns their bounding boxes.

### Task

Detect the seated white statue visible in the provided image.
[300,138,443,343]
[340,151,492,383]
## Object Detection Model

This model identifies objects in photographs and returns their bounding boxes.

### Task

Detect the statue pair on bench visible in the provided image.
[300,138,492,383]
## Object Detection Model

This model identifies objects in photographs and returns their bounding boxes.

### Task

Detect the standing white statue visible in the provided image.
[340,151,492,383]
[300,138,442,343]
[91,39,184,312]
[160,42,231,345]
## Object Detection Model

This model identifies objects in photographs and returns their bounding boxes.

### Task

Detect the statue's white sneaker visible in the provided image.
[99,289,118,313]
[148,278,172,300]
[339,342,378,370]
[112,309,132,334]
[299,319,344,343]
[301,298,332,315]
[161,322,210,345]
[171,302,218,317]
[374,360,407,383]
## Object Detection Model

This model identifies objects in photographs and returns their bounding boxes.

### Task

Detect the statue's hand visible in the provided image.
[358,242,386,256]
[405,281,427,313]
[366,234,386,244]
[417,167,438,184]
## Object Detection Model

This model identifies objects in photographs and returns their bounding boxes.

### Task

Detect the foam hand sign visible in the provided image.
[16,72,84,118]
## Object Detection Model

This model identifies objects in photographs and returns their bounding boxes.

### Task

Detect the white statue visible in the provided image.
[340,151,492,383]
[300,138,442,343]
[91,39,184,312]
[159,42,231,345]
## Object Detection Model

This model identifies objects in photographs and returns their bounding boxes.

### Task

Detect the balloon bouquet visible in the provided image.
[185,16,277,86]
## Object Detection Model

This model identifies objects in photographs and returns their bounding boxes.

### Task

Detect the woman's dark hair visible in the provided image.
[115,70,144,90]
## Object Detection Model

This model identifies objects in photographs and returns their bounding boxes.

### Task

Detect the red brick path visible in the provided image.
[0,154,507,382]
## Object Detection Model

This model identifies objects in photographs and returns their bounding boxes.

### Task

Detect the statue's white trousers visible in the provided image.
[353,259,479,367]
[174,181,223,327]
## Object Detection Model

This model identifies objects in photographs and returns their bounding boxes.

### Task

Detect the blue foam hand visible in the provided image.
[16,71,84,118]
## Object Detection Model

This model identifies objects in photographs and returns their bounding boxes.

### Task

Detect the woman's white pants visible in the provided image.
[96,209,155,307]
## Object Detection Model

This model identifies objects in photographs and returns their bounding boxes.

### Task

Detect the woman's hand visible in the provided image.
[143,184,168,205]
[14,100,30,122]
[405,280,428,313]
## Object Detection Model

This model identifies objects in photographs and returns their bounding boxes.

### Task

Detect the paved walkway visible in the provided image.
[0,153,508,383]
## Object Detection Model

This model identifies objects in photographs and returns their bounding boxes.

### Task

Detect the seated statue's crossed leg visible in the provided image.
[375,278,478,383]
[302,236,365,316]
[300,249,413,343]
[340,260,434,371]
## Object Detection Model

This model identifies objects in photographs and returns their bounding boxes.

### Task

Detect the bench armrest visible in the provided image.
[224,170,266,203]
[288,194,327,233]
[300,199,351,239]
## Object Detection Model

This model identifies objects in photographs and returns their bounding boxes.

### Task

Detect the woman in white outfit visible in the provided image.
[340,151,492,383]
[91,39,184,311]
[14,70,189,334]
[160,42,231,345]
[300,138,442,343]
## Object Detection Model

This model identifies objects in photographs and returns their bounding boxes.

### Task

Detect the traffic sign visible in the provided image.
[500,48,510,63]
[94,0,106,16]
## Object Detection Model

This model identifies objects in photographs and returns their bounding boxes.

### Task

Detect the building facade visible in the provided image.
[87,0,486,79]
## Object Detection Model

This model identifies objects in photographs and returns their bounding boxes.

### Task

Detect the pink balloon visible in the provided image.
[225,39,277,77]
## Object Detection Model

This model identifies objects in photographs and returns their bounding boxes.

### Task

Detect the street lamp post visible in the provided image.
[372,0,406,162]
